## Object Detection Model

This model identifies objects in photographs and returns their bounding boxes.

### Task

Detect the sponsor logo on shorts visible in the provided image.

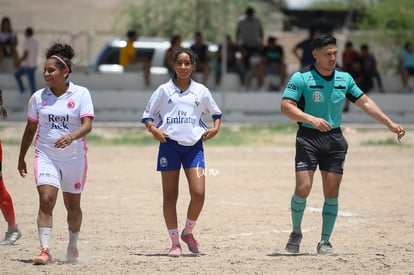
[296,161,308,169]
[74,181,81,190]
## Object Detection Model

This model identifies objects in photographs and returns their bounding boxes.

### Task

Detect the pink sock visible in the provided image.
[183,218,196,235]
[168,228,179,245]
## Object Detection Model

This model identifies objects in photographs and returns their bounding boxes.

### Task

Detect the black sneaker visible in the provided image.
[285,232,302,253]
[317,241,334,255]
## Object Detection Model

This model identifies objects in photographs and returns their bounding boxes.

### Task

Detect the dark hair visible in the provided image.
[172,48,198,79]
[127,30,137,39]
[312,33,336,50]
[170,34,181,45]
[345,41,353,48]
[267,36,276,44]
[45,43,75,73]
[1,17,11,32]
[25,27,33,36]
[172,48,198,65]
[246,7,254,16]
[360,44,368,51]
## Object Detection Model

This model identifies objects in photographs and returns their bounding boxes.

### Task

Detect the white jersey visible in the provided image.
[22,36,38,68]
[27,82,94,160]
[142,79,222,146]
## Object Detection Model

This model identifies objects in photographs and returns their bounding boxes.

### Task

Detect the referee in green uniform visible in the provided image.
[281,33,406,255]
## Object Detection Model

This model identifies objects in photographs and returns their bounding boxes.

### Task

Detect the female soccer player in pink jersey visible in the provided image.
[18,43,94,264]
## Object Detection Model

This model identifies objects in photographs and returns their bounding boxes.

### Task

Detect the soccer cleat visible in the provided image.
[285,232,303,253]
[66,246,79,263]
[181,232,200,254]
[168,244,182,257]
[317,241,335,255]
[1,226,22,245]
[33,247,52,265]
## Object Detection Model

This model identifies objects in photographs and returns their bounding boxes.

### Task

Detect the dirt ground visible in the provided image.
[0,124,413,275]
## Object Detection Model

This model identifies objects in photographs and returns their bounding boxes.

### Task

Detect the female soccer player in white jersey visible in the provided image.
[142,48,222,257]
[17,43,94,264]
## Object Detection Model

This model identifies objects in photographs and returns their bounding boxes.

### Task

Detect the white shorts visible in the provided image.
[34,152,88,194]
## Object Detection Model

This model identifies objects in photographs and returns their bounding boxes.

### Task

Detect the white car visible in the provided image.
[92,36,218,75]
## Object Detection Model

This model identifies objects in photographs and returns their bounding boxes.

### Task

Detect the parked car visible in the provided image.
[92,36,218,75]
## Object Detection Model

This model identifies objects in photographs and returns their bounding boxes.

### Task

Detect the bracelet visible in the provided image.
[69,135,74,143]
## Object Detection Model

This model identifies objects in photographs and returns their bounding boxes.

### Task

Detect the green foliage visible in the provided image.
[356,0,414,46]
[114,0,274,43]
[308,0,350,10]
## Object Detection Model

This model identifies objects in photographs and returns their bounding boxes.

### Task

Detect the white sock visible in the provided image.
[68,230,80,247]
[38,227,52,250]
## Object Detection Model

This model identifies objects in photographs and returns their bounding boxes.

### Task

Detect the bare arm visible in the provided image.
[202,117,221,141]
[144,121,167,143]
[354,94,405,140]
[18,120,38,177]
[54,116,93,148]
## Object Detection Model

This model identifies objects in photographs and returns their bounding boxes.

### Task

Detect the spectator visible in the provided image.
[14,27,39,95]
[215,34,245,88]
[261,36,287,90]
[360,44,384,93]
[244,48,263,90]
[293,27,319,68]
[190,31,210,85]
[236,6,264,70]
[119,30,150,87]
[342,41,361,112]
[0,17,18,68]
[342,41,360,72]
[165,34,181,75]
[398,41,414,93]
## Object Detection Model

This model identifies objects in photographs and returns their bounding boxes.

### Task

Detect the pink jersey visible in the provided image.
[27,82,94,160]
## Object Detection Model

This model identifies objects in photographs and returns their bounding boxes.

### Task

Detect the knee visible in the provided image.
[190,190,205,203]
[39,194,56,209]
[295,185,311,198]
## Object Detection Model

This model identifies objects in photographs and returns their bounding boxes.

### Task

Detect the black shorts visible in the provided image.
[295,126,348,174]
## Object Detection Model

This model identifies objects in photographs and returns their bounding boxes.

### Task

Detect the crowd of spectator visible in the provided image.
[1,8,413,94]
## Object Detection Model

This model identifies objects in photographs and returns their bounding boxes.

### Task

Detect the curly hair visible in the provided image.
[45,43,75,73]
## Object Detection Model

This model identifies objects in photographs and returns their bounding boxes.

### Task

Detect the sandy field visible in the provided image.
[0,124,413,275]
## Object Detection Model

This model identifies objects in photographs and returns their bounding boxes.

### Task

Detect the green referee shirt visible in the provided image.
[282,65,364,129]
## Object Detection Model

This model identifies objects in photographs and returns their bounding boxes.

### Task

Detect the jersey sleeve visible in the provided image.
[202,89,222,119]
[79,88,95,119]
[26,91,41,122]
[346,74,364,103]
[282,72,304,102]
[141,87,163,123]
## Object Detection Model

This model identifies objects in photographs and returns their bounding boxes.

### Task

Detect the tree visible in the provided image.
[357,0,414,46]
[113,0,275,43]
